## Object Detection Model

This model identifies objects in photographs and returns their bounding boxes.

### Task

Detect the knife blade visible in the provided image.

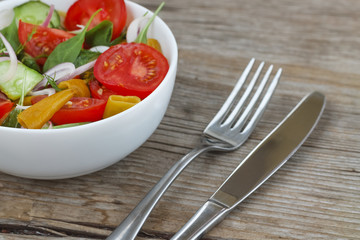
[171,91,326,240]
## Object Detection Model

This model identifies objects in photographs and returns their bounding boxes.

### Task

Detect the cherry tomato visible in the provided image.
[32,96,106,125]
[0,99,14,121]
[64,0,127,39]
[93,43,169,99]
[89,79,118,101]
[18,21,75,65]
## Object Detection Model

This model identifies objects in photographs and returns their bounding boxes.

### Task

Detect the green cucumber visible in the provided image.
[0,61,43,100]
[14,0,61,28]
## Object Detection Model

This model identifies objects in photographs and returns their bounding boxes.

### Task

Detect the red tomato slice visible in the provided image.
[31,96,106,125]
[51,97,106,125]
[0,99,14,120]
[93,43,169,99]
[18,21,75,65]
[64,0,127,39]
[89,79,118,101]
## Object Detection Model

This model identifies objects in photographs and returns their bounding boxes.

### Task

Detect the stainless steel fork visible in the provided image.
[106,58,282,240]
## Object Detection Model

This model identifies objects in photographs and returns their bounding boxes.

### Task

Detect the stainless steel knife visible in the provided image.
[171,91,326,240]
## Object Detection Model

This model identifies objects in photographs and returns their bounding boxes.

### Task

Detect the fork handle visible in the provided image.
[106,143,215,240]
[171,200,231,240]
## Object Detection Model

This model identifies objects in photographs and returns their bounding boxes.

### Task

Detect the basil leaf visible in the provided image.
[42,34,84,72]
[85,20,113,47]
[0,18,20,52]
[43,9,101,72]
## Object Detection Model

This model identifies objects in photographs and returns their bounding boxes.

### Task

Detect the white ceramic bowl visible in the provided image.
[0,0,178,179]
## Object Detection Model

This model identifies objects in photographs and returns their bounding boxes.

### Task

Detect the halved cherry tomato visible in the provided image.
[18,21,75,65]
[32,96,106,125]
[0,99,14,121]
[89,79,118,101]
[64,0,126,39]
[93,43,169,99]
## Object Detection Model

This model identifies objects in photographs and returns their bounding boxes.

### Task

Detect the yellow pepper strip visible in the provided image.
[103,95,141,119]
[147,38,162,53]
[17,89,75,129]
[58,79,90,97]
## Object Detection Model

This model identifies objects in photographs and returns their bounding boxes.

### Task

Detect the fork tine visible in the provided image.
[231,64,274,131]
[237,67,282,135]
[206,58,255,127]
[222,61,265,127]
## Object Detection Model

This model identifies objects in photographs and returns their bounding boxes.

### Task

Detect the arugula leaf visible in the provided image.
[45,75,62,92]
[135,2,165,44]
[43,9,102,72]
[85,20,113,47]
[0,18,20,52]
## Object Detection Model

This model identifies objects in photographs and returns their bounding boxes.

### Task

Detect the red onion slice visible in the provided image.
[67,59,96,79]
[0,91,7,100]
[54,59,96,84]
[41,4,55,27]
[34,62,75,90]
[126,16,151,43]
[29,88,56,96]
[34,59,96,90]
[0,32,18,83]
[89,46,109,53]
[68,24,85,34]
[15,105,30,110]
[0,9,14,30]
[0,57,11,62]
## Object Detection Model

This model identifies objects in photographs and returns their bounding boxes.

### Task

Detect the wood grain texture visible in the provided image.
[0,0,359,239]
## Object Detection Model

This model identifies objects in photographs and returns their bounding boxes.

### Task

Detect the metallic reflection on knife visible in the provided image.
[171,91,326,240]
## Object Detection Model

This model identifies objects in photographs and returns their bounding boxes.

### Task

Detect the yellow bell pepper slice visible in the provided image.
[58,79,90,97]
[17,89,75,129]
[103,95,141,118]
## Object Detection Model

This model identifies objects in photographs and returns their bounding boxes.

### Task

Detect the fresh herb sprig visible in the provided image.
[45,74,62,92]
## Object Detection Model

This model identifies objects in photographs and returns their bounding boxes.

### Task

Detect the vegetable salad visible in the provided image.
[0,0,169,129]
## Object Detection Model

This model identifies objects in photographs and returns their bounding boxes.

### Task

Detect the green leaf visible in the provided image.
[73,49,101,68]
[42,9,102,72]
[2,108,22,128]
[18,52,41,72]
[0,17,20,52]
[45,75,62,92]
[110,31,126,46]
[135,2,165,44]
[85,20,113,47]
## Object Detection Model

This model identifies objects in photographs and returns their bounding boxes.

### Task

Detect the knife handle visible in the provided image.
[171,200,231,240]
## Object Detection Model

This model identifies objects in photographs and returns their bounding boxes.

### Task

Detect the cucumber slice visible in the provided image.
[14,0,61,28]
[0,61,43,100]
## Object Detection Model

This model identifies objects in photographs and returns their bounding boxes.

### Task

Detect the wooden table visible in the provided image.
[1,0,359,239]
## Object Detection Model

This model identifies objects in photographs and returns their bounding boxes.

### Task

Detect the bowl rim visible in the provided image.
[0,0,178,134]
